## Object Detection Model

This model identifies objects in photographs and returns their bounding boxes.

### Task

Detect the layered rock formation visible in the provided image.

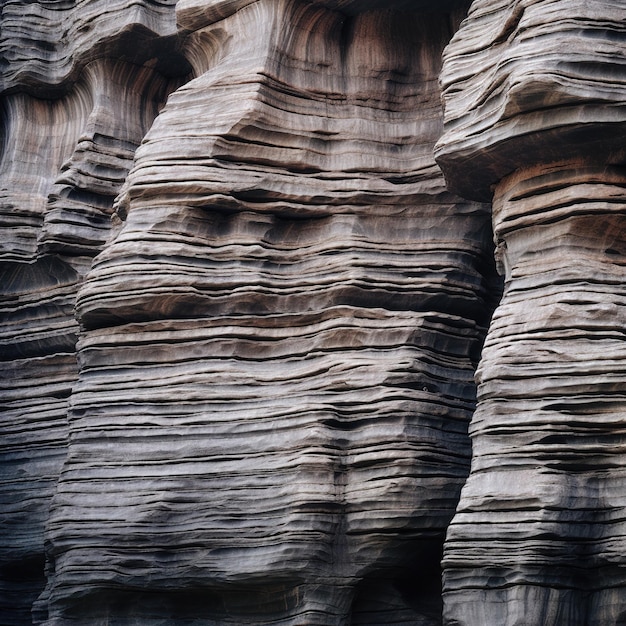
[435,1,626,624]
[40,2,497,624]
[2,0,624,624]
[1,0,499,624]
[0,2,188,623]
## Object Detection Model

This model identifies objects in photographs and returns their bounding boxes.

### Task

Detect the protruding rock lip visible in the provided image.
[176,0,259,32]
[0,17,191,98]
[435,115,626,204]
[434,0,626,203]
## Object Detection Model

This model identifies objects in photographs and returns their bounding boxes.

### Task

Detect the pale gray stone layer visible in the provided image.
[43,2,495,624]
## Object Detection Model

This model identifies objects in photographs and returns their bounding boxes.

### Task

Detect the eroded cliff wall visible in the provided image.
[1,1,497,624]
[1,0,624,625]
[436,1,626,624]
[0,3,188,622]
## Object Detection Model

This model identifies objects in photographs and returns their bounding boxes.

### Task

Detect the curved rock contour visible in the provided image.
[436,1,626,624]
[0,2,187,622]
[6,0,626,624]
[37,1,496,624]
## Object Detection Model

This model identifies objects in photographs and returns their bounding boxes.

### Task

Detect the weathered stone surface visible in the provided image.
[0,256,78,625]
[0,0,185,94]
[4,0,625,624]
[442,164,626,625]
[0,3,187,623]
[1,0,495,623]
[436,1,626,624]
[36,2,496,624]
[435,0,626,201]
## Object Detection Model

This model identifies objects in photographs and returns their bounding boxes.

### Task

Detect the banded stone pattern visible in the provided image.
[436,1,626,624]
[435,0,626,201]
[443,165,626,625]
[0,2,187,623]
[0,0,182,92]
[0,257,78,625]
[38,2,496,624]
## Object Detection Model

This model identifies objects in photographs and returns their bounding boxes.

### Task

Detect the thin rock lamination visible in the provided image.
[8,0,626,624]
[0,2,188,623]
[37,1,496,624]
[436,1,626,624]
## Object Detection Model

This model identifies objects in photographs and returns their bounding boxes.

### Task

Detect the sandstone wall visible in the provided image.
[1,0,624,624]
[435,1,626,624]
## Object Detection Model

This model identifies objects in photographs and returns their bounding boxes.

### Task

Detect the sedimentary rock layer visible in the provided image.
[443,164,626,625]
[0,3,187,623]
[0,257,78,625]
[39,59,181,259]
[435,0,626,201]
[3,0,626,623]
[0,0,185,93]
[0,90,89,262]
[37,2,496,624]
[436,1,626,624]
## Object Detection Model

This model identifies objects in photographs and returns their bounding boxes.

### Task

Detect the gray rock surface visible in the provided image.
[1,1,494,624]
[435,0,626,202]
[2,0,625,624]
[40,2,496,624]
[436,1,626,624]
[0,2,187,623]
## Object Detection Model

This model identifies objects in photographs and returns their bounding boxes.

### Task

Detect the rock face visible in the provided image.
[435,1,626,624]
[2,1,496,624]
[0,3,188,623]
[41,2,497,623]
[1,0,624,624]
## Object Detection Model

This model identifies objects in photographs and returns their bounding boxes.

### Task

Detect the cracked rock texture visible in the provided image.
[1,0,624,625]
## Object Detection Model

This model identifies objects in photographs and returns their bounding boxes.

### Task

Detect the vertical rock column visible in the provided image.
[0,88,89,626]
[435,1,626,624]
[40,0,495,624]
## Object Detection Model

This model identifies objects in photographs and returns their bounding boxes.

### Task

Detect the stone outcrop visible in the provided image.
[40,1,497,623]
[1,0,625,624]
[0,3,188,623]
[1,0,499,624]
[435,1,626,624]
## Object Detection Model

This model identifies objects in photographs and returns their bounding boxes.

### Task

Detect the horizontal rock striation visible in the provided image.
[0,0,186,94]
[7,0,626,623]
[436,1,626,624]
[0,90,89,263]
[0,257,78,625]
[443,164,626,625]
[0,3,187,623]
[39,59,182,260]
[37,1,497,624]
[435,0,626,202]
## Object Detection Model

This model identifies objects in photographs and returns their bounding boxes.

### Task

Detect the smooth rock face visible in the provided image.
[436,1,626,624]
